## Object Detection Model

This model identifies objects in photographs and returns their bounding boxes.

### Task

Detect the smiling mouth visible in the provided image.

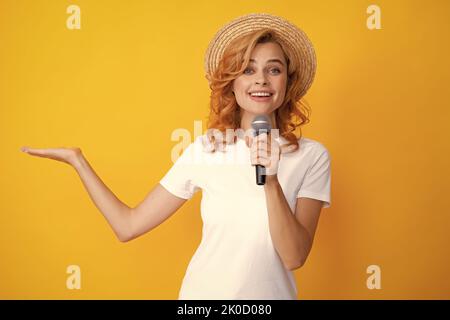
[248,92,274,101]
[248,92,274,97]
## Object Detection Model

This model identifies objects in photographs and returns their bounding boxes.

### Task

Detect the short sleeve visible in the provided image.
[159,143,200,200]
[297,146,331,208]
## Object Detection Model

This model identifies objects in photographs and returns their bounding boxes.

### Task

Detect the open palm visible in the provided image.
[20,146,82,166]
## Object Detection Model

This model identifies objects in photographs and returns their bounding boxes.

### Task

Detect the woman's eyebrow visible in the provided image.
[249,58,285,66]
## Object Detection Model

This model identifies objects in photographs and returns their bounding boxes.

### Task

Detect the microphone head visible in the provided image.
[251,115,271,136]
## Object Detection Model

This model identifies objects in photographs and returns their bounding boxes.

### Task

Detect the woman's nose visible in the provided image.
[255,71,269,85]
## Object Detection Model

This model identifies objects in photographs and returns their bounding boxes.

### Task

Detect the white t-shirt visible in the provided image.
[159,134,331,300]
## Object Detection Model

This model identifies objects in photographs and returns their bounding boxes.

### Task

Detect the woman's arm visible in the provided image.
[248,133,323,270]
[71,151,134,242]
[73,153,188,242]
[21,147,187,242]
[264,175,323,271]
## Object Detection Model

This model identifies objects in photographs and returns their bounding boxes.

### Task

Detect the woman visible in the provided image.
[20,13,331,300]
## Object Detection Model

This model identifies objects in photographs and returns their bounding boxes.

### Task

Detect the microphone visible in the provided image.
[251,115,272,185]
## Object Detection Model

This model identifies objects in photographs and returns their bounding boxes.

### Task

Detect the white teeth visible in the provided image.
[250,92,272,97]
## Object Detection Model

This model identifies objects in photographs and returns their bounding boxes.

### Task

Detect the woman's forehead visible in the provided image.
[250,43,286,62]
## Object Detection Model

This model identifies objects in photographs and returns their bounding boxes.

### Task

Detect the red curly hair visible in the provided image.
[204,28,311,152]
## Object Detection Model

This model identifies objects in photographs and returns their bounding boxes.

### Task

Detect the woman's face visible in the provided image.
[232,42,288,117]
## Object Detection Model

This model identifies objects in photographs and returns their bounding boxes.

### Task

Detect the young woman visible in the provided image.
[20,13,331,300]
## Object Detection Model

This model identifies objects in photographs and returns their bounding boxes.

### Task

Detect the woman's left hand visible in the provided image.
[247,132,281,176]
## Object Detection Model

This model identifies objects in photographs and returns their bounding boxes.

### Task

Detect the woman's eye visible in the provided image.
[270,68,281,74]
[243,67,281,75]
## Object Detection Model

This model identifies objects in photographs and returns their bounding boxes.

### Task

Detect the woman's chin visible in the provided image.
[242,105,274,115]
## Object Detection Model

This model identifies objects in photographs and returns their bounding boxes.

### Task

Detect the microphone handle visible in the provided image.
[254,128,270,185]
[256,164,266,185]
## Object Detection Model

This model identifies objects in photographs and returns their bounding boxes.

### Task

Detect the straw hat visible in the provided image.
[204,13,317,99]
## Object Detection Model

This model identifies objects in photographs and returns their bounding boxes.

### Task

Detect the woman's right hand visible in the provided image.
[20,146,83,167]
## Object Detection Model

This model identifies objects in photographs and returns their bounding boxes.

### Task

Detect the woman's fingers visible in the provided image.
[250,133,280,167]
[21,147,55,157]
[250,134,271,154]
[21,147,46,156]
[251,153,270,166]
[20,146,80,165]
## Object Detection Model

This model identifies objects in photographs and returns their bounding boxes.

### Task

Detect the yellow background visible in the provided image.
[1,0,449,299]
